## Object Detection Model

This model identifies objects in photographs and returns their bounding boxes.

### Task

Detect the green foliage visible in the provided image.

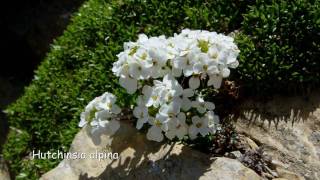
[3,0,319,179]
[239,0,320,92]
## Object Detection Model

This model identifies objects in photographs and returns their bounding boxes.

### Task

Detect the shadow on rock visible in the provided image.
[234,90,320,128]
[232,91,320,180]
[78,121,214,180]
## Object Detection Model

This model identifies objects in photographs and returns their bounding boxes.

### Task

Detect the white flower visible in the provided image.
[191,96,215,114]
[146,113,168,142]
[189,75,200,89]
[137,34,149,43]
[165,112,188,140]
[78,97,101,127]
[128,60,151,80]
[181,88,194,111]
[193,54,219,75]
[112,53,130,77]
[159,99,182,118]
[97,92,121,114]
[119,76,138,94]
[145,74,183,107]
[90,119,120,136]
[79,92,122,136]
[172,56,194,77]
[188,115,210,139]
[144,85,163,108]
[133,96,149,129]
[208,74,223,89]
[204,111,220,133]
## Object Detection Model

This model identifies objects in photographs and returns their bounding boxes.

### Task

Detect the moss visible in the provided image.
[239,0,320,93]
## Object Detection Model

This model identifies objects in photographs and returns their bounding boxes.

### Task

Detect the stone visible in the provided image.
[244,137,259,150]
[41,121,261,180]
[276,168,305,180]
[230,151,242,159]
[236,92,320,180]
[0,157,10,180]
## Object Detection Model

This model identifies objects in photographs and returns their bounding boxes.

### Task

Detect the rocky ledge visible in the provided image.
[36,93,319,180]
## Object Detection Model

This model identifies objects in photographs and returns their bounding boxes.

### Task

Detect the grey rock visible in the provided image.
[41,122,261,180]
[236,92,320,180]
[0,157,10,180]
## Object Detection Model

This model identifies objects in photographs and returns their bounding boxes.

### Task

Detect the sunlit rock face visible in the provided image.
[40,121,261,180]
[41,92,320,180]
[236,92,320,180]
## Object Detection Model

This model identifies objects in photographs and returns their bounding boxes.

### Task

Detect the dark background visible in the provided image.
[0,0,85,151]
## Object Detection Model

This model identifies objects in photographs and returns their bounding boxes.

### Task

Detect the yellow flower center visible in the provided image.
[168,113,175,118]
[141,53,147,60]
[129,46,138,56]
[154,120,162,127]
[196,122,202,128]
[203,65,208,71]
[198,40,209,53]
[152,95,158,101]
[211,52,218,59]
[88,107,98,122]
[106,103,112,110]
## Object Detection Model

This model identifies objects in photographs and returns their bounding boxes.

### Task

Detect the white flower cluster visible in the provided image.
[132,74,221,142]
[111,29,239,142]
[79,29,239,142]
[112,29,239,94]
[78,92,121,135]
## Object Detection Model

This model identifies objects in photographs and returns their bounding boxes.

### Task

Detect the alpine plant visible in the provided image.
[79,29,240,142]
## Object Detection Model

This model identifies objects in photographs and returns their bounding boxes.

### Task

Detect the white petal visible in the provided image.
[138,34,148,43]
[181,98,192,111]
[176,126,188,139]
[172,67,182,77]
[165,130,176,140]
[188,125,198,140]
[191,116,201,124]
[183,88,194,97]
[119,76,137,94]
[197,106,206,114]
[183,66,194,77]
[177,112,186,122]
[161,123,169,132]
[229,60,239,69]
[106,120,120,135]
[208,75,222,89]
[146,126,163,142]
[199,127,209,137]
[90,120,99,126]
[173,57,186,68]
[128,62,141,79]
[78,113,87,127]
[96,110,111,120]
[189,76,200,89]
[221,68,230,78]
[193,63,203,74]
[205,102,215,110]
[142,85,153,96]
[136,117,148,130]
[111,104,121,114]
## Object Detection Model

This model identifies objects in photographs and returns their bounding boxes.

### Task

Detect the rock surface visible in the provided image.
[41,122,261,180]
[0,157,10,180]
[236,92,320,180]
[41,92,320,180]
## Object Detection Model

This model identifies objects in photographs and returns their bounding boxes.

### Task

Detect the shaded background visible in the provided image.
[0,0,85,151]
